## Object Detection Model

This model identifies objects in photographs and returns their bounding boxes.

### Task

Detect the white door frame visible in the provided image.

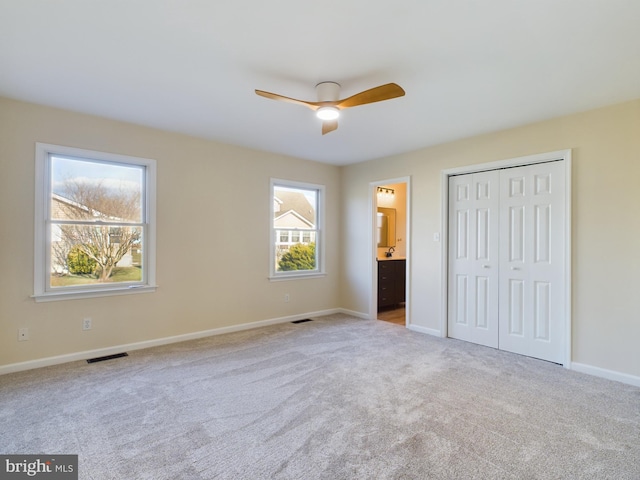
[440,150,572,367]
[370,176,411,325]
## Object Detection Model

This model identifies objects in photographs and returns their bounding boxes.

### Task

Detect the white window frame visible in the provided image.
[33,143,157,302]
[270,178,325,280]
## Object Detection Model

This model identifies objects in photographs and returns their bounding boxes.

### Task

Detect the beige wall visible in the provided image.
[2,96,639,380]
[341,99,640,378]
[0,97,341,368]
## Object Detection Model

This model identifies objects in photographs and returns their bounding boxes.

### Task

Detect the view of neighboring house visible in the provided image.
[273,189,316,258]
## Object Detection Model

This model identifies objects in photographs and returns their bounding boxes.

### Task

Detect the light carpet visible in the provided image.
[1,314,639,479]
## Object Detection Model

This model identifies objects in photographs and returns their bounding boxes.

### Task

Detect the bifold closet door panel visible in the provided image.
[498,161,565,363]
[448,170,500,348]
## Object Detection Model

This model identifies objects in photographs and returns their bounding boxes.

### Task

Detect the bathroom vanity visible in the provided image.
[377,258,406,308]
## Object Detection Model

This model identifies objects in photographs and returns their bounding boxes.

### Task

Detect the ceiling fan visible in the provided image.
[255,82,405,135]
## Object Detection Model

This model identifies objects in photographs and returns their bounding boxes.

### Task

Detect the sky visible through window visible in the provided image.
[51,156,143,196]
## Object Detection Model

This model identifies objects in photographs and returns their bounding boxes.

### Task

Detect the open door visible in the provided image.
[372,178,410,327]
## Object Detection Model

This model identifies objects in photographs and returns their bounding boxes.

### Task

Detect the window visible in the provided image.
[270,179,324,279]
[34,143,156,301]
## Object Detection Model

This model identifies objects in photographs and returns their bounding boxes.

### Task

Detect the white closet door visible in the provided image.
[498,162,565,363]
[448,171,500,348]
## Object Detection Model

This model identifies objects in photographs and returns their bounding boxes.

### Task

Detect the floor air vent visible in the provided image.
[291,319,313,324]
[87,352,129,364]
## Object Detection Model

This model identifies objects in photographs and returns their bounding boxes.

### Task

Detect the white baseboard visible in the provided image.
[570,362,640,388]
[6,312,637,389]
[337,308,370,320]
[407,324,442,337]
[0,308,343,376]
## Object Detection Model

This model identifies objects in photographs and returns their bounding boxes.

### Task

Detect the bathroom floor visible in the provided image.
[377,304,406,326]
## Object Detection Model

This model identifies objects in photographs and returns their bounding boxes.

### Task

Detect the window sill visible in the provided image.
[32,285,157,302]
[269,273,326,282]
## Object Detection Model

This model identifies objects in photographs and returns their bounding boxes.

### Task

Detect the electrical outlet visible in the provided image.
[18,328,29,341]
[284,294,290,303]
[83,317,92,330]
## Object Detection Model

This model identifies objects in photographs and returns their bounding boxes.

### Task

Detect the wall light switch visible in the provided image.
[434,232,440,242]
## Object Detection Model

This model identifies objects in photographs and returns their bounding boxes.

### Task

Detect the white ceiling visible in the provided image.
[1,1,639,166]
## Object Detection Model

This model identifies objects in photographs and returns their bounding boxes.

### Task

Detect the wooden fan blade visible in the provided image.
[322,119,338,135]
[255,89,320,110]
[337,83,405,109]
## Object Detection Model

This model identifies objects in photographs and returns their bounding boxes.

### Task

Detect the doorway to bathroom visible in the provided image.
[371,177,410,327]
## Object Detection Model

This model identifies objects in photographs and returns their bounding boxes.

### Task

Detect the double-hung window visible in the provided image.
[34,143,156,301]
[270,179,324,279]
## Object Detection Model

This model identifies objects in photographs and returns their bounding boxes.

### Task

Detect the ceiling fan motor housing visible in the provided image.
[316,82,340,102]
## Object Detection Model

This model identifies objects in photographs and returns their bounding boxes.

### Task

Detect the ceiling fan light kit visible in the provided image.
[255,81,405,135]
[316,106,340,120]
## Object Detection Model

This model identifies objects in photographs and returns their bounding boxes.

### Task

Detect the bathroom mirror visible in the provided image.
[377,207,396,247]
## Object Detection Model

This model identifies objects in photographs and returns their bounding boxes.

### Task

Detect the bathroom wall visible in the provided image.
[376,182,407,259]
